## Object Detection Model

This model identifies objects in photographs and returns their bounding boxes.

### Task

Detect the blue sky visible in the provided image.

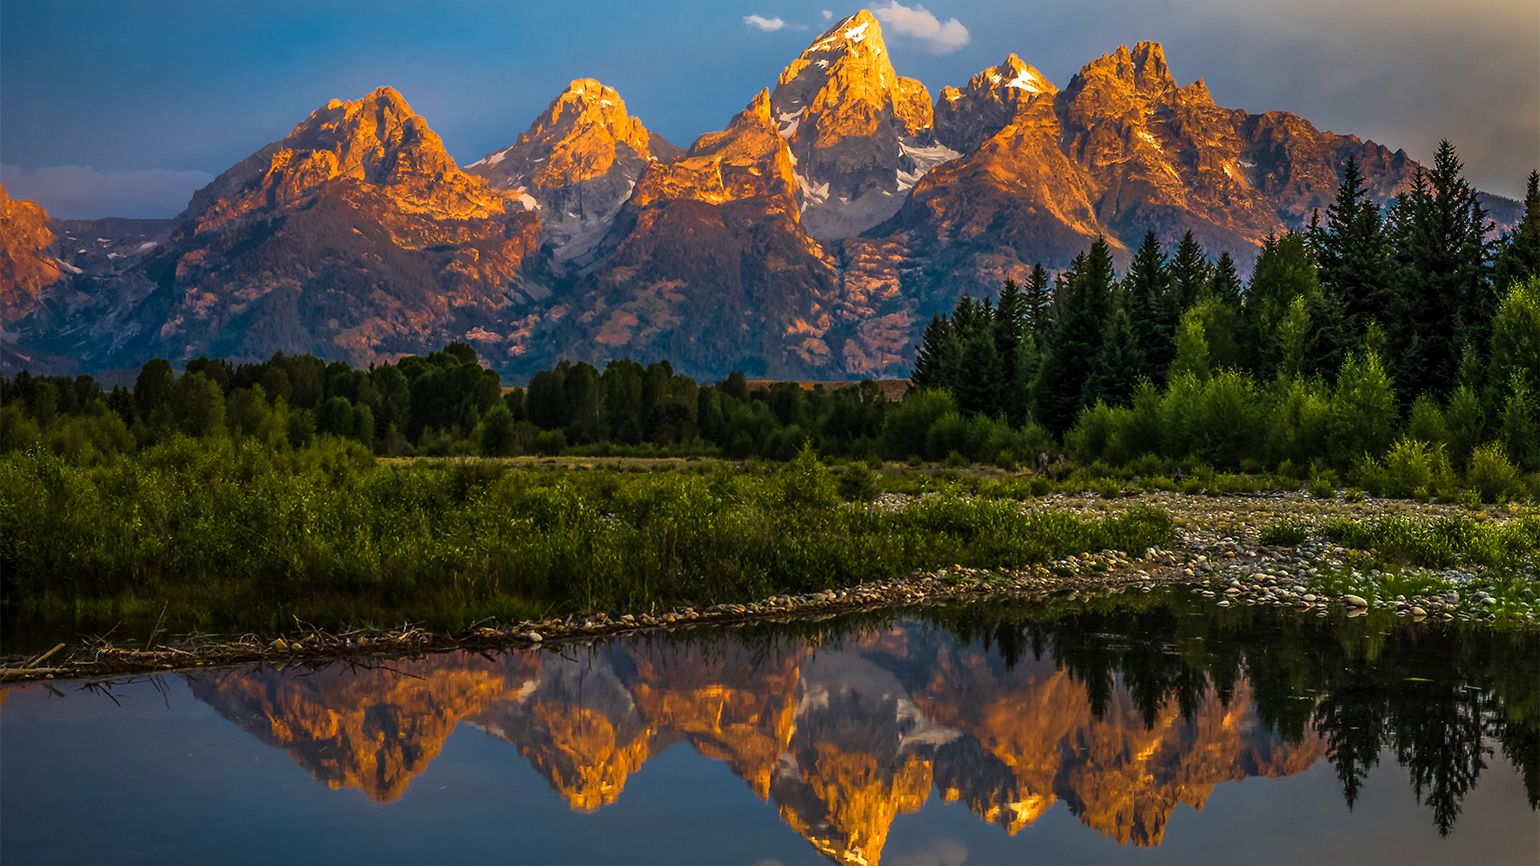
[2,0,1536,218]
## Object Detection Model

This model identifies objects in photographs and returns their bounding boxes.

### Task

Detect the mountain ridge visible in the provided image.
[0,9,1523,380]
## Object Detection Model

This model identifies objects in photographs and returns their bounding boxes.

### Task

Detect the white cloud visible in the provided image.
[1,164,212,219]
[743,14,786,32]
[872,1,970,54]
[821,9,833,19]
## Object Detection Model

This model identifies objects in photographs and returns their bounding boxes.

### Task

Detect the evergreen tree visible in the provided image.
[1186,295,1244,371]
[1024,263,1053,344]
[993,279,1033,423]
[1169,231,1212,311]
[1314,156,1394,344]
[1329,349,1398,465]
[1245,232,1343,377]
[1036,239,1116,432]
[1123,231,1178,382]
[1387,141,1493,396]
[1207,251,1244,309]
[910,314,957,392]
[1500,377,1540,471]
[1493,170,1540,292]
[955,327,1003,416]
[134,359,175,424]
[1278,294,1311,380]
[1086,306,1144,406]
[1486,277,1540,418]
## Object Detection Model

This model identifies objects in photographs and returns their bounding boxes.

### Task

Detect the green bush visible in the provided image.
[1467,442,1523,503]
[835,462,878,502]
[1259,517,1309,546]
[1380,436,1457,501]
[1318,513,1538,568]
[1308,469,1338,499]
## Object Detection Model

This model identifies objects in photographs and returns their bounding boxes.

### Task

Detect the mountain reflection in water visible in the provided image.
[2,597,1536,866]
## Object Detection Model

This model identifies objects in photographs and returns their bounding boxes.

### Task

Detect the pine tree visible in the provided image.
[1494,170,1540,292]
[1486,276,1540,422]
[1208,251,1244,309]
[956,327,1002,416]
[1245,232,1341,377]
[1035,239,1116,432]
[1024,263,1053,344]
[1086,306,1144,406]
[1169,231,1212,311]
[911,314,958,392]
[993,278,1032,424]
[1123,231,1178,383]
[1388,141,1493,396]
[1278,294,1311,380]
[1315,156,1394,344]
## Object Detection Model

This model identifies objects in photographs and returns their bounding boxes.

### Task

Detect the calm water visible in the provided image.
[2,594,1536,865]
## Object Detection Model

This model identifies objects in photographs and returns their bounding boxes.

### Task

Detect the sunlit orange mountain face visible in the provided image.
[187,622,1327,865]
[0,9,1520,380]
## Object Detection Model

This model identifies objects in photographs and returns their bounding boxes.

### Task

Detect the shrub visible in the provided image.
[1308,471,1337,499]
[1467,442,1522,503]
[835,462,878,503]
[1259,517,1309,546]
[530,429,566,456]
[1380,436,1456,501]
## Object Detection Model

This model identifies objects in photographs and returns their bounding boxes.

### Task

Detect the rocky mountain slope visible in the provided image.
[769,9,959,240]
[0,184,63,324]
[0,9,1521,379]
[465,79,681,264]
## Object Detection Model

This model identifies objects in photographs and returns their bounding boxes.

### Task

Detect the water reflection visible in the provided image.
[4,596,1537,866]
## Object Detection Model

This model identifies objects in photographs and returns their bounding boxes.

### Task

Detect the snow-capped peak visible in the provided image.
[1005,66,1048,94]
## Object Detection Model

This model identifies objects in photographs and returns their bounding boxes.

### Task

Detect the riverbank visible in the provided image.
[5,488,1534,681]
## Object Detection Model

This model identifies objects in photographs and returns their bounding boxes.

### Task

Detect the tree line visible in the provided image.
[912,142,1540,485]
[2,141,1536,497]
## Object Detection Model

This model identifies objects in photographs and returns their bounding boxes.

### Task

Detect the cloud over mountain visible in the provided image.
[871,1,968,54]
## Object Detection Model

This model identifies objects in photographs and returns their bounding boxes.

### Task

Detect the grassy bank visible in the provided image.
[0,439,1173,634]
[1252,512,1540,621]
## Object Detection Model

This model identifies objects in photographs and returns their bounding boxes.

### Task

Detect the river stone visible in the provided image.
[1343,594,1368,608]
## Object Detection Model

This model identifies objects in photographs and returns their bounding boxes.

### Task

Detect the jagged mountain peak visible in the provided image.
[182,85,518,239]
[463,78,680,261]
[768,9,957,240]
[743,87,775,129]
[1071,41,1178,99]
[467,78,677,189]
[934,52,1058,151]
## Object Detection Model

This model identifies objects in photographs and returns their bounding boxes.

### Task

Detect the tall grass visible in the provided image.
[0,438,1173,632]
[1318,513,1540,568]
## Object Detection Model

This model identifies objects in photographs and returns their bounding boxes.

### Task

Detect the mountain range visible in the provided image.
[0,10,1521,380]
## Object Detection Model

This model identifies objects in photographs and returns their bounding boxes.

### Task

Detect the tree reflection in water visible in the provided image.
[161,592,1540,862]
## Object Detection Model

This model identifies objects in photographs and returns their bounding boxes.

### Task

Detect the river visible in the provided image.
[2,590,1535,865]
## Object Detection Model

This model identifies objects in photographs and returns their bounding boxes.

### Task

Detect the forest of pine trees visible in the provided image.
[910,142,1540,490]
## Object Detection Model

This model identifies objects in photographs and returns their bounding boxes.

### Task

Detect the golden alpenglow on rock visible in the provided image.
[0,183,63,324]
[0,7,1519,385]
[466,79,681,262]
[771,10,960,240]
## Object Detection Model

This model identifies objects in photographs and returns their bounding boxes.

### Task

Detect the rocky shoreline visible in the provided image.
[2,491,1533,683]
